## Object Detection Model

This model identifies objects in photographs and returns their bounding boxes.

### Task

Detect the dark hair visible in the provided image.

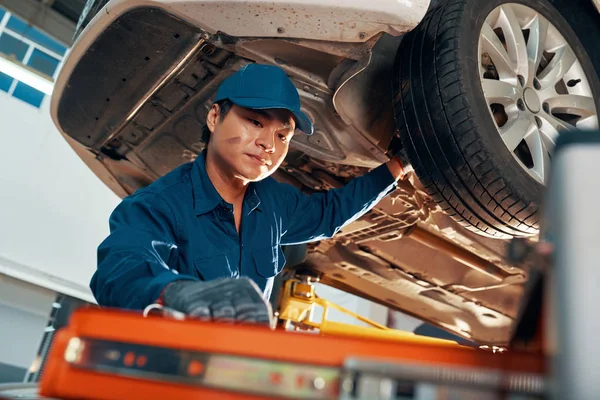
[202,99,233,144]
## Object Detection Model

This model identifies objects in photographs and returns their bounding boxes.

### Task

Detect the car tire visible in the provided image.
[393,0,600,238]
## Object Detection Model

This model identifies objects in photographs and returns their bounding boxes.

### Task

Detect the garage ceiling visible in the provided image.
[0,0,86,46]
[50,0,87,24]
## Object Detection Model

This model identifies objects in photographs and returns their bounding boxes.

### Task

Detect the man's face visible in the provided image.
[206,104,296,182]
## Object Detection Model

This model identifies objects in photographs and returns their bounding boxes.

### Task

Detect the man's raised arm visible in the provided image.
[278,159,405,245]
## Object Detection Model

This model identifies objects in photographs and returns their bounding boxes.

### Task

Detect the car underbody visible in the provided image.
[52,0,600,344]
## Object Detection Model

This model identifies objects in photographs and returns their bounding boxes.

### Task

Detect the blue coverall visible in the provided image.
[91,150,398,310]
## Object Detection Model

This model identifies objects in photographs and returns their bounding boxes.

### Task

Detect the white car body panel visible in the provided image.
[105,0,430,41]
[51,0,430,144]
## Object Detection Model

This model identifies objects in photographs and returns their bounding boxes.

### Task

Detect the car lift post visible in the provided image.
[543,131,600,400]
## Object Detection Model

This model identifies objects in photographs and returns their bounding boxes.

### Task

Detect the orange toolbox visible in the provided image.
[37,306,546,400]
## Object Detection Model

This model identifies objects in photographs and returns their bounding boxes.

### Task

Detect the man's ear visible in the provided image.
[206,103,221,133]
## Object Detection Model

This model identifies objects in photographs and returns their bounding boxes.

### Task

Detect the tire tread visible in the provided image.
[392,0,544,238]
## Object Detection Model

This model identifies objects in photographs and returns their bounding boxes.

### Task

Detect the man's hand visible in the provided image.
[161,278,274,326]
[386,155,407,181]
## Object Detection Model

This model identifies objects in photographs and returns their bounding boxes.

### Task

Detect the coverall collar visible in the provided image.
[191,150,261,216]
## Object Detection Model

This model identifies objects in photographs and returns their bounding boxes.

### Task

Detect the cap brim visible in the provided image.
[228,97,314,135]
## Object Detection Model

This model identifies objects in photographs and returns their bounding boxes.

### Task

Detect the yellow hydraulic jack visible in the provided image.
[275,274,459,347]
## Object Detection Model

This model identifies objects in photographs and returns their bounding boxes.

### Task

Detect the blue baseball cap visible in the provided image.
[213,64,314,135]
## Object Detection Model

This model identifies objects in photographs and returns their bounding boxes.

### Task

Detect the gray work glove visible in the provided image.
[161,277,274,327]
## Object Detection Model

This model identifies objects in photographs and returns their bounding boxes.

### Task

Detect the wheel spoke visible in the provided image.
[537,45,577,89]
[500,115,534,151]
[526,14,549,85]
[479,57,487,79]
[524,129,551,184]
[482,79,521,106]
[538,111,576,133]
[545,94,597,119]
[537,117,559,151]
[481,22,516,79]
[498,5,529,82]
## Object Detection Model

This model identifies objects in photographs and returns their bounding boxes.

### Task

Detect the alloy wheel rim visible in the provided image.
[478,3,598,185]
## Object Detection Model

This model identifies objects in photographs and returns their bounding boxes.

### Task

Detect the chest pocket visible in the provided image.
[193,250,239,281]
[251,245,286,279]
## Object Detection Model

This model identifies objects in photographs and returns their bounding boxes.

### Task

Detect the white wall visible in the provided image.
[0,93,120,302]
[0,274,55,370]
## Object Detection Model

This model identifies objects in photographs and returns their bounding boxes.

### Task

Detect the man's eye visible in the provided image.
[277,133,288,143]
[249,119,262,127]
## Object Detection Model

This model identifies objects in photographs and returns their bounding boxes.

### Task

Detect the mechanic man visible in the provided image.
[91,63,406,326]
